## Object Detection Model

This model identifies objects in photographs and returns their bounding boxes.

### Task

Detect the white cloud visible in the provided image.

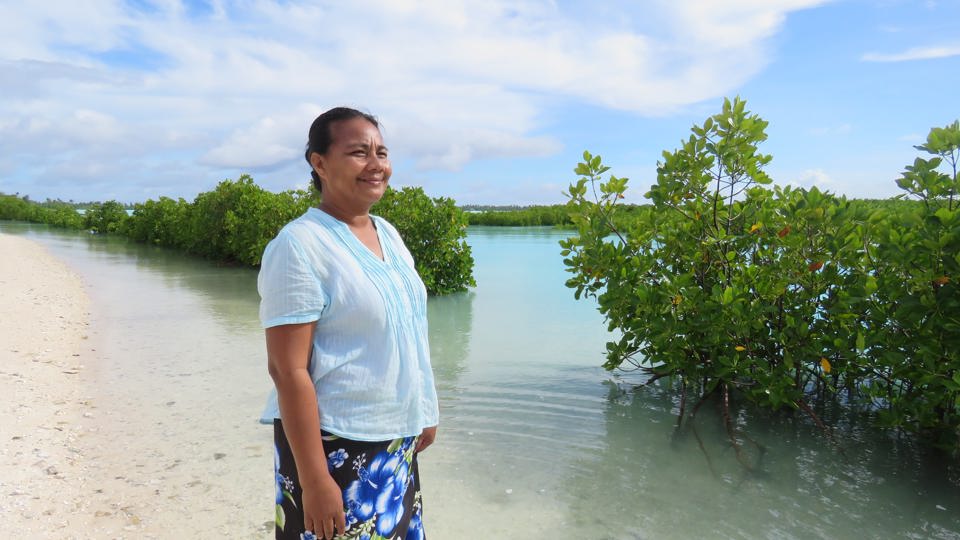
[0,1,129,61]
[0,0,830,201]
[862,44,960,62]
[794,169,834,189]
[668,0,829,49]
[398,125,561,171]
[200,105,320,169]
[66,109,125,144]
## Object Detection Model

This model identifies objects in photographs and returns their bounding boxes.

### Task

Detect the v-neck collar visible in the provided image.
[310,207,389,265]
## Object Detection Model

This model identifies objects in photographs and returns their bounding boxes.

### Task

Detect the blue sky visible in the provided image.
[1,0,958,205]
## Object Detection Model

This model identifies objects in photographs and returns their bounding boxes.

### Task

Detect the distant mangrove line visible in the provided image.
[0,177,475,295]
[463,203,654,228]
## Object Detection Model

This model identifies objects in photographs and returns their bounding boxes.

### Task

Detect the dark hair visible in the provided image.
[305,107,380,192]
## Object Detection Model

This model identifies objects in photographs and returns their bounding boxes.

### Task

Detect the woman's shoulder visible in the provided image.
[263,211,334,260]
[277,209,334,241]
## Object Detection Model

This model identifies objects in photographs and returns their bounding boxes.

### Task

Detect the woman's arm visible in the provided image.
[266,323,346,540]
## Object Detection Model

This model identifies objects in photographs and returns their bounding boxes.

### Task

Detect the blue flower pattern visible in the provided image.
[341,436,417,538]
[327,448,349,471]
[405,495,425,540]
[275,433,421,539]
[275,443,297,530]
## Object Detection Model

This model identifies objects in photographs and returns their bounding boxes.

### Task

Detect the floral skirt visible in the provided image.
[274,419,425,540]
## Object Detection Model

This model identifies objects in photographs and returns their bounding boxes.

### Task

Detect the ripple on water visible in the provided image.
[441,382,606,449]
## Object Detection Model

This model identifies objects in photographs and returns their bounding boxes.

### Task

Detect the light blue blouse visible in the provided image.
[257,207,439,441]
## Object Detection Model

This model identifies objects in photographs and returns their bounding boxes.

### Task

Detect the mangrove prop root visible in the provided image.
[676,378,687,429]
[636,368,675,388]
[739,429,767,462]
[723,383,755,472]
[690,389,718,478]
[795,398,848,459]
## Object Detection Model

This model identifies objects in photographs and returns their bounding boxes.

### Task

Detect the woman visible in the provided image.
[258,107,439,540]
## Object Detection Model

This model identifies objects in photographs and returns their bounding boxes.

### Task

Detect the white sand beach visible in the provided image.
[0,232,276,539]
[0,233,122,537]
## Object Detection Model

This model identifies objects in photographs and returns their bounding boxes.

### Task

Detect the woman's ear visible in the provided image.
[309,152,325,180]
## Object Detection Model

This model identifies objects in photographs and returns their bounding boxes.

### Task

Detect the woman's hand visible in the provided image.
[415,425,438,453]
[302,473,347,540]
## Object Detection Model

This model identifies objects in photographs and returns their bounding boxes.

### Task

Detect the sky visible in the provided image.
[1,0,958,206]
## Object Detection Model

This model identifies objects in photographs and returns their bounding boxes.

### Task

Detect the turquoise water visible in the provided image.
[3,222,959,539]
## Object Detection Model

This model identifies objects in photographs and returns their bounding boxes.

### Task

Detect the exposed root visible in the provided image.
[722,383,756,472]
[635,367,675,388]
[676,378,687,428]
[795,398,847,459]
[690,389,718,478]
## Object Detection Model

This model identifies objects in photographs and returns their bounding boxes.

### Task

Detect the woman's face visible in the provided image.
[311,117,392,211]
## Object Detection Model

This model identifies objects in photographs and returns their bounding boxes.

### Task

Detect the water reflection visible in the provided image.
[427,290,474,385]
[7,222,261,335]
[83,231,259,334]
[552,378,960,538]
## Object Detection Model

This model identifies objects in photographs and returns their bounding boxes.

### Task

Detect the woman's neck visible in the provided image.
[318,200,372,228]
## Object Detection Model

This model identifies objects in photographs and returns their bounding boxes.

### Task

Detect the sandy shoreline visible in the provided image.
[0,230,532,539]
[0,232,121,536]
[0,232,276,539]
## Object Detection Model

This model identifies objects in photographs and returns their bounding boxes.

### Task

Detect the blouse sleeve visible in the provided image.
[257,229,328,328]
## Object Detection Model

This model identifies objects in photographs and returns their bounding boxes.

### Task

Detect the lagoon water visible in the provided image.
[3,222,959,539]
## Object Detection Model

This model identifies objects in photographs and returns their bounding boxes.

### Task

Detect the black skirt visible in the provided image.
[274,419,425,540]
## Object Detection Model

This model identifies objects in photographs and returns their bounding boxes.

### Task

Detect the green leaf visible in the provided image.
[935,207,956,225]
[387,438,403,454]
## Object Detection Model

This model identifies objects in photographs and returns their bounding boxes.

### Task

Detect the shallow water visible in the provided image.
[4,222,959,539]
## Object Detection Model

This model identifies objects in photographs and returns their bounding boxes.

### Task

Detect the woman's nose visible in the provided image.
[366,154,387,171]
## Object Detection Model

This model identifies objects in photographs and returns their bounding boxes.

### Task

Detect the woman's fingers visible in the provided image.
[301,474,345,538]
[317,510,346,540]
[335,508,347,536]
[416,425,438,452]
[320,517,335,540]
[304,515,341,540]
